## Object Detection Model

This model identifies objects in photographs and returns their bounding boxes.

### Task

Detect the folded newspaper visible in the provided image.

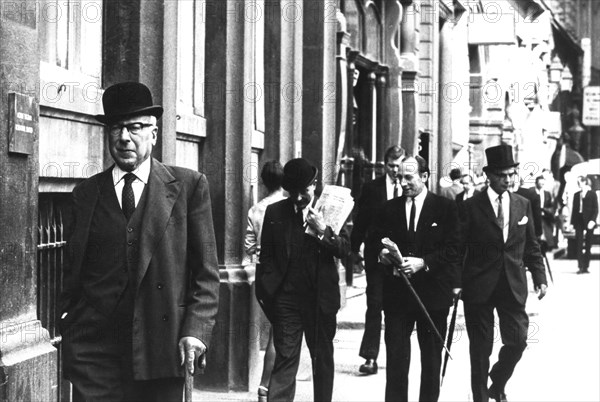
[305,185,354,237]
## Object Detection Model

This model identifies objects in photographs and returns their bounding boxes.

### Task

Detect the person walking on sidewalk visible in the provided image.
[244,161,286,402]
[571,175,598,274]
[256,158,350,402]
[459,144,547,402]
[59,82,220,401]
[351,145,405,375]
[371,154,462,402]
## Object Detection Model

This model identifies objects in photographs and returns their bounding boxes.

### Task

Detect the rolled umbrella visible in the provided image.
[441,292,460,386]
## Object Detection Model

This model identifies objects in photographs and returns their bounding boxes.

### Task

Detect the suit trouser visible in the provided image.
[464,273,529,402]
[575,227,593,270]
[384,308,449,402]
[269,292,337,402]
[62,296,184,402]
[358,261,384,360]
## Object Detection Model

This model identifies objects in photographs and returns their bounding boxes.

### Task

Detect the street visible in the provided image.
[198,248,600,401]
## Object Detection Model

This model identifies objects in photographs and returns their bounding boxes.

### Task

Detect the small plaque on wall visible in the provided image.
[8,92,38,155]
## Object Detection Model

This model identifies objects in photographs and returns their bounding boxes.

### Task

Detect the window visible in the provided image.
[38,0,103,114]
[176,0,206,137]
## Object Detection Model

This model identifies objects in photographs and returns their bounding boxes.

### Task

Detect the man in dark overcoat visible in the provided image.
[371,154,462,402]
[256,158,350,402]
[459,144,547,402]
[60,82,220,401]
[571,175,599,274]
[351,145,405,375]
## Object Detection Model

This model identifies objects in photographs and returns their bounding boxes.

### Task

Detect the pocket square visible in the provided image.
[431,222,438,227]
[517,216,528,225]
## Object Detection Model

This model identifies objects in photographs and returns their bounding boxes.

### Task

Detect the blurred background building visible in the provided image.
[0,0,598,399]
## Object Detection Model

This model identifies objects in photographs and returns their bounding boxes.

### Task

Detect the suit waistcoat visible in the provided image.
[284,223,320,294]
[81,175,149,317]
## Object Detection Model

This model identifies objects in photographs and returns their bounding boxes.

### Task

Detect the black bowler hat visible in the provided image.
[282,158,318,192]
[95,82,163,124]
[483,144,519,171]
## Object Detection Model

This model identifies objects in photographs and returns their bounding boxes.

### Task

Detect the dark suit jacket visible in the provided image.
[571,190,599,230]
[459,191,546,305]
[351,176,387,252]
[61,159,220,380]
[456,189,480,202]
[369,192,462,312]
[516,187,542,236]
[257,198,350,319]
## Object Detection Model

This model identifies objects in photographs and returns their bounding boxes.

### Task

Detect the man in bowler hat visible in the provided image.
[459,144,547,402]
[59,82,220,401]
[256,158,350,402]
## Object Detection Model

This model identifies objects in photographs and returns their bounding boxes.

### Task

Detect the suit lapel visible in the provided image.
[475,191,500,229]
[507,192,520,237]
[136,159,181,287]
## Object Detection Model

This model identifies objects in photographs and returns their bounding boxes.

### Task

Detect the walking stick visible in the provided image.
[441,292,460,386]
[184,353,206,402]
[543,253,554,284]
[382,238,452,358]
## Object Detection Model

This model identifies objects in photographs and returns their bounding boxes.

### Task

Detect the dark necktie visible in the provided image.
[122,173,137,220]
[408,197,416,233]
[497,194,504,232]
[295,208,304,227]
[393,182,399,199]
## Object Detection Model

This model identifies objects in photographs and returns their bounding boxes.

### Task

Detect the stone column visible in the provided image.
[0,1,56,399]
[438,19,454,179]
[200,0,253,391]
[400,0,420,155]
[384,1,404,149]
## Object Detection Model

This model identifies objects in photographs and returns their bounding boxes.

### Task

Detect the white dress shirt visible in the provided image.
[487,187,510,242]
[386,175,400,201]
[112,157,152,208]
[405,187,428,230]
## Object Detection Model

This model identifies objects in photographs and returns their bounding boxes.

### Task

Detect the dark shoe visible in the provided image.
[359,359,378,375]
[258,386,268,402]
[488,384,507,402]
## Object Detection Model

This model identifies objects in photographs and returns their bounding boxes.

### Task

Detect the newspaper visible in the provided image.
[305,185,354,237]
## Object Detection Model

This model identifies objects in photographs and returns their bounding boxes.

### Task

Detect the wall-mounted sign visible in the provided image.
[468,14,516,45]
[8,92,38,155]
[582,86,600,126]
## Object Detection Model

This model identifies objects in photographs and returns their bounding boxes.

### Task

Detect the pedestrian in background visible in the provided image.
[534,175,556,251]
[351,145,405,375]
[440,167,463,200]
[571,175,598,274]
[60,82,220,401]
[371,153,461,402]
[256,158,350,402]
[456,173,479,202]
[244,161,286,402]
[459,144,547,402]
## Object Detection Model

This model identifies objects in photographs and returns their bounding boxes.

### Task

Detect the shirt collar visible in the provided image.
[487,186,506,202]
[387,174,398,185]
[112,157,152,186]
[410,186,428,203]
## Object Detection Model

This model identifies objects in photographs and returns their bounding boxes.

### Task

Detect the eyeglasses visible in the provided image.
[109,123,154,137]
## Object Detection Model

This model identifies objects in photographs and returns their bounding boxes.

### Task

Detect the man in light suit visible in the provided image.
[571,175,599,274]
[459,145,547,402]
[351,145,405,375]
[60,82,220,401]
[256,158,350,402]
[371,154,462,401]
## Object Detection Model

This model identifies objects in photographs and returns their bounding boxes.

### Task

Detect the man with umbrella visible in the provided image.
[256,158,350,402]
[459,144,547,402]
[371,153,461,401]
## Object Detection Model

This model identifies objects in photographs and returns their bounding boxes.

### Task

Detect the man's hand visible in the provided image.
[379,248,401,267]
[400,257,425,277]
[306,206,327,235]
[587,220,596,230]
[535,284,548,300]
[179,336,206,375]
